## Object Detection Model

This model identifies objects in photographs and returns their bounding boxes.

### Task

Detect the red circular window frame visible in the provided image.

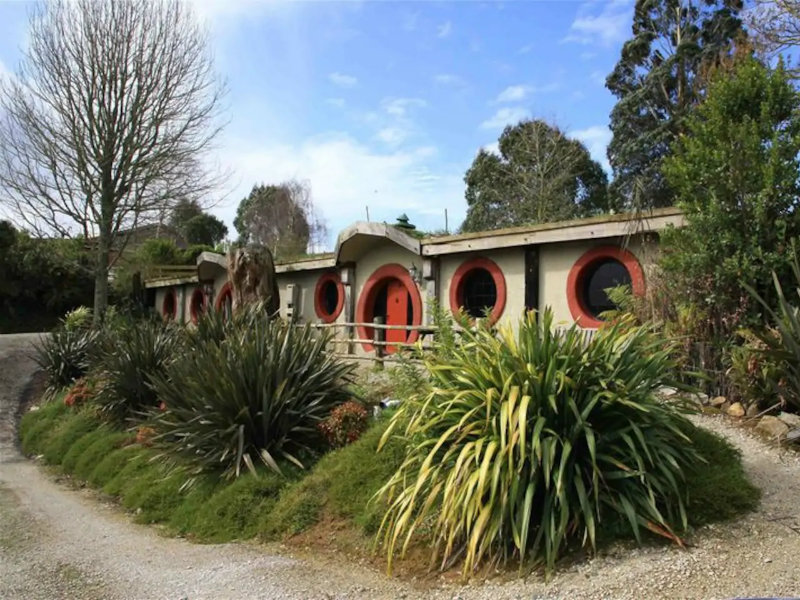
[566,246,645,329]
[215,281,233,313]
[162,289,177,321]
[355,263,423,353]
[314,272,345,323]
[189,287,206,324]
[449,257,507,325]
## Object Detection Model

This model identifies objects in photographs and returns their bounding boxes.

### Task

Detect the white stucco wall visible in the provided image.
[438,247,526,328]
[539,236,658,326]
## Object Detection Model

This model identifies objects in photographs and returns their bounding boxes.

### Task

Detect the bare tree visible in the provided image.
[0,0,226,321]
[233,180,328,260]
[748,0,800,78]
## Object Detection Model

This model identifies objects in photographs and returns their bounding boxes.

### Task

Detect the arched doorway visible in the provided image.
[356,264,422,353]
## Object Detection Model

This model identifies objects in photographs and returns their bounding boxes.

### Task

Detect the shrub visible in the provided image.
[64,378,94,408]
[744,246,800,413]
[93,320,184,422]
[318,401,369,449]
[727,328,786,410]
[377,309,700,575]
[19,399,69,455]
[150,309,355,479]
[61,306,92,332]
[34,327,97,395]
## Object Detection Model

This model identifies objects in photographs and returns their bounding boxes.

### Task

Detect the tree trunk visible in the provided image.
[92,233,111,326]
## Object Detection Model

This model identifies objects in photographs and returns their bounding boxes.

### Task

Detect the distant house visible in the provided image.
[144,208,683,356]
[86,223,187,265]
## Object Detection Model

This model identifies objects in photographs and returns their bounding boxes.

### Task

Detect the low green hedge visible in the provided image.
[18,397,761,569]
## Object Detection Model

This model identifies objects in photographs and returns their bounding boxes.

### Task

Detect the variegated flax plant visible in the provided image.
[376,308,700,576]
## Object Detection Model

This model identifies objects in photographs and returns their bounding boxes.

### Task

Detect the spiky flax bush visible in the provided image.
[150,309,355,479]
[93,320,184,422]
[377,309,700,575]
[34,327,97,395]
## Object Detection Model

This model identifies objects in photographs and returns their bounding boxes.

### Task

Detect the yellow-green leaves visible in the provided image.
[376,308,700,575]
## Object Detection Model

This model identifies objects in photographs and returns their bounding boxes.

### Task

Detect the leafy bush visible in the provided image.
[150,309,355,479]
[93,320,184,422]
[746,246,800,412]
[64,378,94,407]
[61,306,92,331]
[34,328,97,395]
[318,401,369,449]
[728,328,786,410]
[377,309,700,575]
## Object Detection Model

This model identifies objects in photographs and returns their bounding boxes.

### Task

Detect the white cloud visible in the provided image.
[563,0,632,47]
[434,73,466,86]
[382,97,426,117]
[482,141,500,156]
[494,82,559,103]
[215,134,464,242]
[480,107,530,130]
[590,70,606,86]
[328,72,358,88]
[518,44,533,54]
[570,125,612,172]
[495,85,531,103]
[376,127,408,146]
[326,98,345,108]
[437,21,452,38]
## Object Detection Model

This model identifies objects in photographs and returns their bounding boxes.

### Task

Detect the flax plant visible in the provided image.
[377,309,699,575]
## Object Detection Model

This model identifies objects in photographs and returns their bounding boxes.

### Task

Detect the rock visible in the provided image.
[777,412,800,428]
[720,400,731,412]
[786,428,800,444]
[746,403,760,418]
[755,416,790,440]
[727,402,745,418]
[658,386,678,397]
[710,396,727,408]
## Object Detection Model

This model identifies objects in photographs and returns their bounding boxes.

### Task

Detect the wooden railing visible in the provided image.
[302,318,439,368]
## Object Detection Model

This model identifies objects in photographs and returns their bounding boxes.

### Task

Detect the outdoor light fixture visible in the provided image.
[408,262,423,284]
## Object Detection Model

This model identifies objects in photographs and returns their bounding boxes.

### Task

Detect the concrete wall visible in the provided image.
[438,246,526,327]
[147,233,661,342]
[539,236,658,326]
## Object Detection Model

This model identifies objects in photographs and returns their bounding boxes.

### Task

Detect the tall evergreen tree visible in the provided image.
[462,120,608,233]
[606,0,744,208]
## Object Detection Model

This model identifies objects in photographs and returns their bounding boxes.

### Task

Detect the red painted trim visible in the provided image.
[214,281,233,312]
[449,256,507,325]
[190,287,206,324]
[566,245,645,329]
[314,272,345,323]
[162,288,177,321]
[356,263,423,353]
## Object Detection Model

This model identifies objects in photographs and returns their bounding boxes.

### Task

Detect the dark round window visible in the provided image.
[321,279,339,316]
[462,268,497,319]
[582,259,631,318]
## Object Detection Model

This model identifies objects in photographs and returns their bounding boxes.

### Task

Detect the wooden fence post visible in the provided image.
[373,316,385,370]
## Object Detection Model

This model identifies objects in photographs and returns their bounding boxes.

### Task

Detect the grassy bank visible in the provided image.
[20,395,760,564]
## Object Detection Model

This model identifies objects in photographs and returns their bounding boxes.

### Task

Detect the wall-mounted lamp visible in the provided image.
[408,262,423,285]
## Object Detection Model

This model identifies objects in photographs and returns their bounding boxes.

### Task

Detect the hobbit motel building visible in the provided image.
[145,207,683,356]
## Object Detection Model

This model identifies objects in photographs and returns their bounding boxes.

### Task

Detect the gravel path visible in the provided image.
[1,333,799,599]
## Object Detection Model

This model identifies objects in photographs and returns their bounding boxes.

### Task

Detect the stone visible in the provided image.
[746,403,761,418]
[777,412,800,428]
[755,415,790,440]
[710,396,727,408]
[786,428,800,444]
[720,400,731,412]
[658,386,678,398]
[726,402,745,418]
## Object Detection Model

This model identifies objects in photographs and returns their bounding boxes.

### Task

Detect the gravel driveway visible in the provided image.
[1,333,799,600]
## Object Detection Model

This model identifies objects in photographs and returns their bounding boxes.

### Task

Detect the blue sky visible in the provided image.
[0,0,634,248]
